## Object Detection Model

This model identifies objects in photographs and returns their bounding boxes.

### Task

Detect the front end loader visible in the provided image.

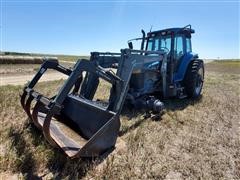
[20,25,204,158]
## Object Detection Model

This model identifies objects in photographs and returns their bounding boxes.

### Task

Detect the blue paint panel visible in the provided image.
[145,61,160,69]
[174,52,198,82]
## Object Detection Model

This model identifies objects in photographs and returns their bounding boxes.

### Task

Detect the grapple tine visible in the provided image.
[42,112,58,146]
[20,90,27,110]
[31,101,44,129]
[25,95,34,120]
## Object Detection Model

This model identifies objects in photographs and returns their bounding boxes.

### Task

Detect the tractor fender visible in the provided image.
[174,52,201,82]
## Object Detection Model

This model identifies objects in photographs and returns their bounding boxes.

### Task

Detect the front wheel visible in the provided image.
[184,60,204,98]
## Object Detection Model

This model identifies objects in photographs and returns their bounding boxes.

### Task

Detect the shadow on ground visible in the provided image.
[7,118,116,179]
[163,95,203,111]
[118,96,203,136]
[8,122,37,179]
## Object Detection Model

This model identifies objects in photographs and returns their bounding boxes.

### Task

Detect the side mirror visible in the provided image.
[128,42,133,49]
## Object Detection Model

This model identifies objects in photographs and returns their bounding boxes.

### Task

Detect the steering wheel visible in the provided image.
[159,47,170,53]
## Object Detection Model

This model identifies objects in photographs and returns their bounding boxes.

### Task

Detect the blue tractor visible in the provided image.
[21,25,204,158]
[127,24,204,101]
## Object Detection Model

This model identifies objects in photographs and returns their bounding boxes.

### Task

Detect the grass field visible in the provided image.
[0,60,239,179]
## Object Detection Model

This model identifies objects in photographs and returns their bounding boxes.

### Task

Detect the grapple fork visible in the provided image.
[20,59,122,158]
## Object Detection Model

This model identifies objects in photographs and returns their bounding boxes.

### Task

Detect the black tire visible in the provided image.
[184,60,204,98]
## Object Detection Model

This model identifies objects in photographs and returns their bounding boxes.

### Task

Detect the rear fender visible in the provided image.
[174,52,199,82]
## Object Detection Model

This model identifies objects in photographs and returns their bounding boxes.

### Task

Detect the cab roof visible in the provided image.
[147,25,195,37]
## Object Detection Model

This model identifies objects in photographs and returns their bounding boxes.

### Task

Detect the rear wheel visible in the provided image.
[184,60,204,98]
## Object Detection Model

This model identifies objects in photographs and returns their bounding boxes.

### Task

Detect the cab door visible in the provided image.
[173,35,185,71]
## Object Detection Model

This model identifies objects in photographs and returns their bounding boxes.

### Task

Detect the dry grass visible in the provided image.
[0,61,239,179]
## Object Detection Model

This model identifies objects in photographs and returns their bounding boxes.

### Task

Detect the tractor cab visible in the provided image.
[128,25,195,71]
[145,25,195,70]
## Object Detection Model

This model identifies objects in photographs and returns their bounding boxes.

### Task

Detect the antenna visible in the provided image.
[150,25,153,32]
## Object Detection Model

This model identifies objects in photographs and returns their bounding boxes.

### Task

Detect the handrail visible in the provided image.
[91,52,122,56]
[129,49,166,55]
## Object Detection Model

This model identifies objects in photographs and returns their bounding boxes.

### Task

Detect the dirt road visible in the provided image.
[0,72,68,86]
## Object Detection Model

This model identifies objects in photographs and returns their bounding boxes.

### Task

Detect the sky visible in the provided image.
[0,0,239,59]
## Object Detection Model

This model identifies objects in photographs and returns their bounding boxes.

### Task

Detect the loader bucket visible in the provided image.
[20,59,121,158]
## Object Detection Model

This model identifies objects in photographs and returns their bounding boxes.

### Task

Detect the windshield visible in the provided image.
[147,35,171,52]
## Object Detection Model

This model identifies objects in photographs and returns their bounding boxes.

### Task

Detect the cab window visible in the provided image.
[147,36,171,52]
[174,35,184,60]
[186,38,192,53]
